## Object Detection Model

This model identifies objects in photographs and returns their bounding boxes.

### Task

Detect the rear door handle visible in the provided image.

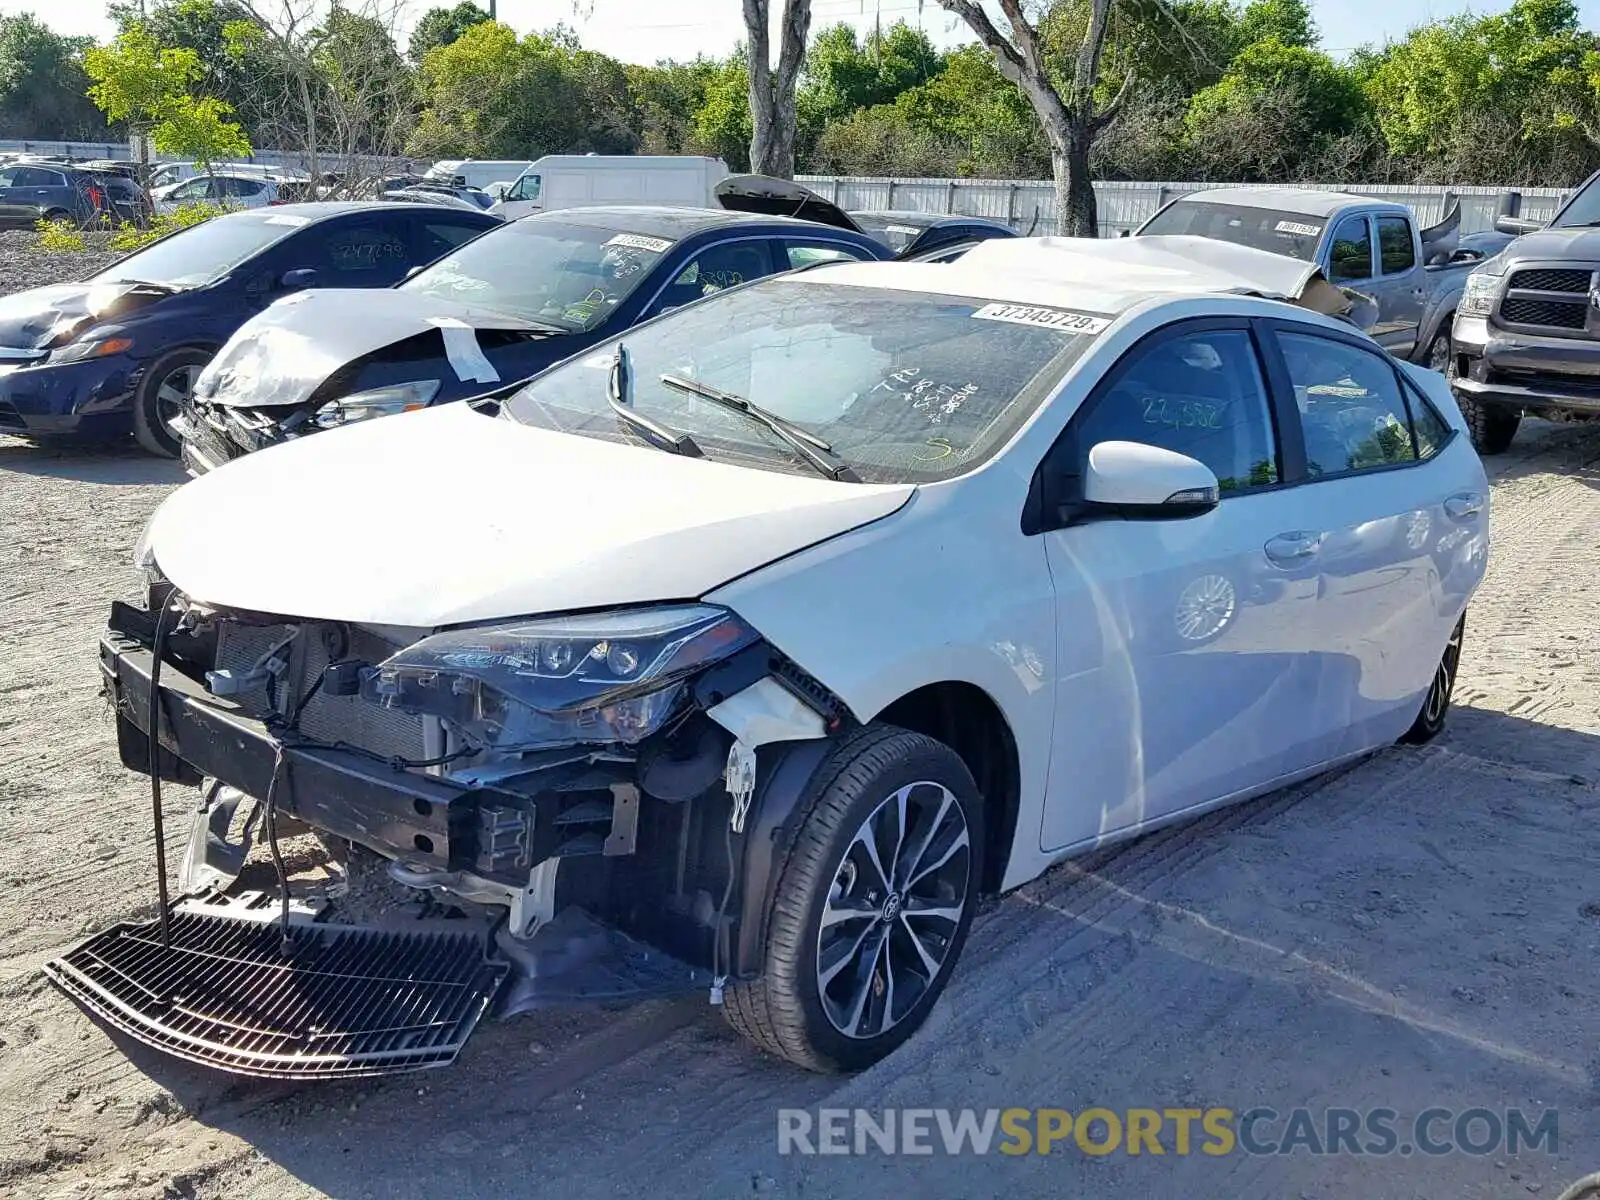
[1265,532,1323,563]
[1445,493,1484,519]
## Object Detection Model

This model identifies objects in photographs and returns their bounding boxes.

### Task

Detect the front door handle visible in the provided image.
[1265,532,1323,563]
[1445,493,1484,519]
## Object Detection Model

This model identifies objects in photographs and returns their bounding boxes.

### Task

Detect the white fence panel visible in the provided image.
[800,175,1576,237]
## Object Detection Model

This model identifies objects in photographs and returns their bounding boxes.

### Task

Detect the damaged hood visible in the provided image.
[0,280,176,353]
[196,288,558,409]
[145,402,914,626]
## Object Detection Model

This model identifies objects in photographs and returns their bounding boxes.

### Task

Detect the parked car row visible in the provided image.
[0,175,1020,459]
[63,226,1488,1081]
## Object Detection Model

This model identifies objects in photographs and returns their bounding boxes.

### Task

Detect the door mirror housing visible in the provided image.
[1082,440,1220,518]
[279,267,318,290]
[1494,214,1543,236]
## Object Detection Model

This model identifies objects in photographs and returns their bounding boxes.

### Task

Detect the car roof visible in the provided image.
[1175,187,1407,219]
[850,210,1010,230]
[224,201,494,222]
[781,234,1337,316]
[525,204,870,237]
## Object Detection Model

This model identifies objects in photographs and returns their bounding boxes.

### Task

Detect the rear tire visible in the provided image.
[1458,394,1520,455]
[133,347,209,458]
[1402,615,1464,745]
[724,725,983,1073]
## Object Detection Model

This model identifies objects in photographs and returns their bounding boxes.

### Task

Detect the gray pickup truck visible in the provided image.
[1137,187,1507,366]
[1449,169,1600,453]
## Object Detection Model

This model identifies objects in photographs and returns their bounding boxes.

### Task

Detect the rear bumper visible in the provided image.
[1452,316,1600,415]
[0,354,139,435]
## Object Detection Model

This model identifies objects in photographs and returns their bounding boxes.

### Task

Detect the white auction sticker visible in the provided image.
[605,233,673,254]
[885,224,922,236]
[1275,220,1321,237]
[264,214,310,226]
[971,303,1111,334]
[427,317,500,383]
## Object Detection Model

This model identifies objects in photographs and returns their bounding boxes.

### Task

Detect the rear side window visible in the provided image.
[1278,332,1424,476]
[12,166,65,187]
[1377,217,1415,274]
[1328,216,1372,283]
[784,241,871,268]
[1405,381,1453,458]
[1078,327,1281,493]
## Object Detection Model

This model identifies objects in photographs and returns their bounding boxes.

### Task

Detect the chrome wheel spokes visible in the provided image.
[816,780,971,1040]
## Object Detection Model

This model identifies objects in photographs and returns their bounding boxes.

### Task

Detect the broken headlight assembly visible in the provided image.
[49,329,135,363]
[361,604,760,752]
[315,380,441,428]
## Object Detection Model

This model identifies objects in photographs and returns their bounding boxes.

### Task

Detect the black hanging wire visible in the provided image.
[147,598,176,948]
[263,741,295,954]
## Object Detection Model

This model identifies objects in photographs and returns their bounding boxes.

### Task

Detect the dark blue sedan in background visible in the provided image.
[0,202,498,456]
[179,178,1019,473]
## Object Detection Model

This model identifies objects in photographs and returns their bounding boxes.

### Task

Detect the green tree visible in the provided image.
[0,15,104,140]
[691,54,754,170]
[407,1,490,64]
[84,23,251,170]
[801,20,943,127]
[1236,0,1317,50]
[628,58,719,154]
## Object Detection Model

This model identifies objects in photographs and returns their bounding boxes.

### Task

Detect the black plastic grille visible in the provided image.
[44,910,508,1078]
[1500,297,1588,329]
[1508,268,1593,293]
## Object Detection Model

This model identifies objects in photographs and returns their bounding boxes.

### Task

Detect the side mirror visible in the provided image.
[1082,440,1219,518]
[279,267,318,290]
[1494,215,1543,236]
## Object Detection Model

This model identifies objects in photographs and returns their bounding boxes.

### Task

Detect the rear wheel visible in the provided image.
[1402,615,1464,745]
[133,347,209,458]
[1458,394,1520,455]
[724,726,983,1072]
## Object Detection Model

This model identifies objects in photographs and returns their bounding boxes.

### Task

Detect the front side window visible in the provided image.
[650,241,773,313]
[1279,332,1418,476]
[1078,328,1280,493]
[402,219,675,331]
[314,221,411,280]
[1328,216,1373,283]
[501,278,1099,483]
[10,166,65,187]
[509,173,541,201]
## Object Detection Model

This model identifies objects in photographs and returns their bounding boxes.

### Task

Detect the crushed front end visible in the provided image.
[53,577,850,1078]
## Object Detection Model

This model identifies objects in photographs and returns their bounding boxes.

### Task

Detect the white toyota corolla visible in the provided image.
[83,236,1488,1078]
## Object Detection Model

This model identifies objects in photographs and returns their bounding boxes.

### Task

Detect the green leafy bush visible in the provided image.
[34,217,87,253]
[106,202,217,252]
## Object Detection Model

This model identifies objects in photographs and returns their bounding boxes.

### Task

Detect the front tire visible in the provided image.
[724,725,983,1072]
[1458,394,1520,455]
[1402,615,1464,744]
[133,347,210,458]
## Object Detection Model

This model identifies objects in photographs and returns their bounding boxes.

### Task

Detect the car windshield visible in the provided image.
[1550,175,1600,227]
[1140,201,1325,261]
[400,219,675,331]
[501,277,1099,484]
[90,212,297,288]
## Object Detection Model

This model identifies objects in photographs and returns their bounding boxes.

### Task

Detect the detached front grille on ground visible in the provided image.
[44,906,508,1079]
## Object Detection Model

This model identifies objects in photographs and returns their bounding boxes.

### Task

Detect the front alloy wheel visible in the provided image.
[725,725,983,1072]
[133,347,211,458]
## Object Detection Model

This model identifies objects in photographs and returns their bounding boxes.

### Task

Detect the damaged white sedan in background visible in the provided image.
[56,235,1488,1079]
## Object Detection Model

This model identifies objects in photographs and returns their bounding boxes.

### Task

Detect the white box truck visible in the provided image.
[491,155,731,220]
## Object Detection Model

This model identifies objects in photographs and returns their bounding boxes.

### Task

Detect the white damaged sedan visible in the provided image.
[89,236,1488,1076]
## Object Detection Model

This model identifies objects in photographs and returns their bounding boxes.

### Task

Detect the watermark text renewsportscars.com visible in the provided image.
[776,1107,1559,1158]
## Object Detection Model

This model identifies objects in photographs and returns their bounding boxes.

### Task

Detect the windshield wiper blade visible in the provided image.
[609,344,702,457]
[657,373,859,482]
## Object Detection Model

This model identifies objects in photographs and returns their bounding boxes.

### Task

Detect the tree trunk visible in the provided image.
[749,93,797,178]
[744,0,810,179]
[1056,123,1097,238]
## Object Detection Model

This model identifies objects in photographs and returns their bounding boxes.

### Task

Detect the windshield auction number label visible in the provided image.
[605,233,673,254]
[1275,220,1321,237]
[971,303,1111,334]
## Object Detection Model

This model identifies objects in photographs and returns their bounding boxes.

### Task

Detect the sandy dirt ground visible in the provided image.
[2,420,1599,1200]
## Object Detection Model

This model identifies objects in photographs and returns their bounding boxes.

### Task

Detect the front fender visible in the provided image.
[706,476,1058,889]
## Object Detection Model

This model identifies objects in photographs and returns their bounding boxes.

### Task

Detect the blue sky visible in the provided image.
[8,0,1600,61]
